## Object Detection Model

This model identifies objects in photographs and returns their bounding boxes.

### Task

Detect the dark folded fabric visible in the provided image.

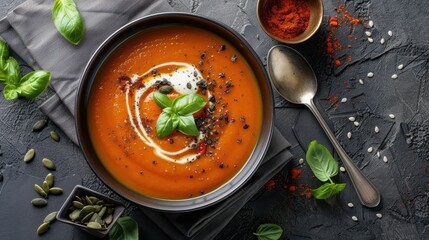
[0,1,293,239]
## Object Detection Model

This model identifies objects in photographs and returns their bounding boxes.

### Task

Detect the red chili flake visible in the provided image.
[266,179,276,191]
[289,186,297,192]
[335,59,342,66]
[290,167,302,179]
[197,143,207,155]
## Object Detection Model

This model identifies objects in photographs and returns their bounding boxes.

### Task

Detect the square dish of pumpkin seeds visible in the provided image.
[67,195,115,230]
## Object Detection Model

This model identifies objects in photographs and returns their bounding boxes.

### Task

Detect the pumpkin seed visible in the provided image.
[31,198,48,207]
[95,215,104,225]
[42,158,56,170]
[50,131,60,142]
[96,200,104,205]
[24,148,35,162]
[106,207,114,215]
[89,196,99,204]
[86,221,103,230]
[49,187,63,195]
[98,206,107,218]
[32,120,47,132]
[159,85,173,94]
[74,195,82,202]
[36,222,50,235]
[85,195,93,205]
[90,213,99,222]
[45,173,54,188]
[43,211,57,223]
[34,184,48,198]
[42,181,50,193]
[73,200,85,209]
[79,206,96,220]
[93,205,102,212]
[69,209,81,221]
[103,214,113,225]
[81,212,95,223]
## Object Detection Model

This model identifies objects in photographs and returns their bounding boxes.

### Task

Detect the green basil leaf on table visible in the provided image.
[253,223,283,240]
[17,71,51,99]
[311,182,346,199]
[156,111,179,138]
[153,91,172,109]
[3,85,20,100]
[52,0,84,45]
[108,216,139,240]
[178,115,199,136]
[4,57,21,85]
[173,93,207,115]
[306,140,339,182]
[0,40,10,81]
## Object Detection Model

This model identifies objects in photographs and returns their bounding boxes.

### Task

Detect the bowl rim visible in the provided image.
[75,12,274,212]
[256,0,324,44]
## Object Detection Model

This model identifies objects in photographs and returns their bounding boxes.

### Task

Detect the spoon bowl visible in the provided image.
[267,45,381,208]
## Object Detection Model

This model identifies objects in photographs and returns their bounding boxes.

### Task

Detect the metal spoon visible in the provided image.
[267,45,380,207]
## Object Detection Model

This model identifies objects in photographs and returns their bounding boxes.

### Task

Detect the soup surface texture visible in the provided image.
[88,25,263,199]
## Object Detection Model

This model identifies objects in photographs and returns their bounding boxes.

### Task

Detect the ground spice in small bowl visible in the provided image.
[263,0,311,40]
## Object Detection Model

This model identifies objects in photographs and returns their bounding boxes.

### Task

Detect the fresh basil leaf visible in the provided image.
[3,85,19,100]
[0,40,10,71]
[311,182,346,199]
[178,115,199,136]
[17,71,51,99]
[153,91,172,109]
[4,57,21,85]
[52,0,84,45]
[163,107,174,114]
[156,112,179,138]
[306,140,339,182]
[173,93,207,115]
[253,223,283,240]
[108,216,139,240]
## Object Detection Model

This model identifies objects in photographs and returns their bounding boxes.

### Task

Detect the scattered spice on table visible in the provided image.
[263,0,310,40]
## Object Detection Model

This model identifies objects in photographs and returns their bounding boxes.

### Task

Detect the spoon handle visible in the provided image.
[306,100,381,207]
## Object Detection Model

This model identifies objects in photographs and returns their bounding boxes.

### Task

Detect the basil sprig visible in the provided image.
[153,92,207,138]
[306,140,346,199]
[0,40,51,100]
[253,223,283,240]
[52,0,84,45]
[108,216,138,240]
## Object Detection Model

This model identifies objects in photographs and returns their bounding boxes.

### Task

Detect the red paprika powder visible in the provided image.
[264,0,311,40]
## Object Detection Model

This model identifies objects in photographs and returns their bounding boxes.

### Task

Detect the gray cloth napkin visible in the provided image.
[0,0,293,239]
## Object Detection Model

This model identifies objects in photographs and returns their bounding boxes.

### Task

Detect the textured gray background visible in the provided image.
[1,0,428,239]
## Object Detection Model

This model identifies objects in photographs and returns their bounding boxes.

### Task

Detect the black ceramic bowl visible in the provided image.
[76,13,273,212]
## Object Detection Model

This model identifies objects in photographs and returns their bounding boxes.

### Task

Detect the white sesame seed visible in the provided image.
[397,64,404,70]
[388,30,393,36]
[354,121,360,127]
[367,72,374,78]
[368,20,374,28]
[340,166,346,172]
[299,158,304,164]
[341,98,347,103]
[368,147,373,153]
[352,216,358,221]
[348,117,356,121]
[374,126,380,133]
[359,79,364,85]
[347,132,352,139]
[365,31,372,37]
[389,114,395,119]
[383,156,388,163]
[348,203,354,208]
[391,74,398,79]
[368,37,374,43]
[376,151,380,158]
[376,213,383,219]
[380,38,385,44]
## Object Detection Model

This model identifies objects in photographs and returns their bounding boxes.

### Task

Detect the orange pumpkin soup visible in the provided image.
[88,25,263,199]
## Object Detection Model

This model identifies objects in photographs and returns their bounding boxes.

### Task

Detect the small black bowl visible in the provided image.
[56,185,125,238]
[75,13,274,212]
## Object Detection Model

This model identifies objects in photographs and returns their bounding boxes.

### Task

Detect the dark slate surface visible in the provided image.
[0,0,428,239]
